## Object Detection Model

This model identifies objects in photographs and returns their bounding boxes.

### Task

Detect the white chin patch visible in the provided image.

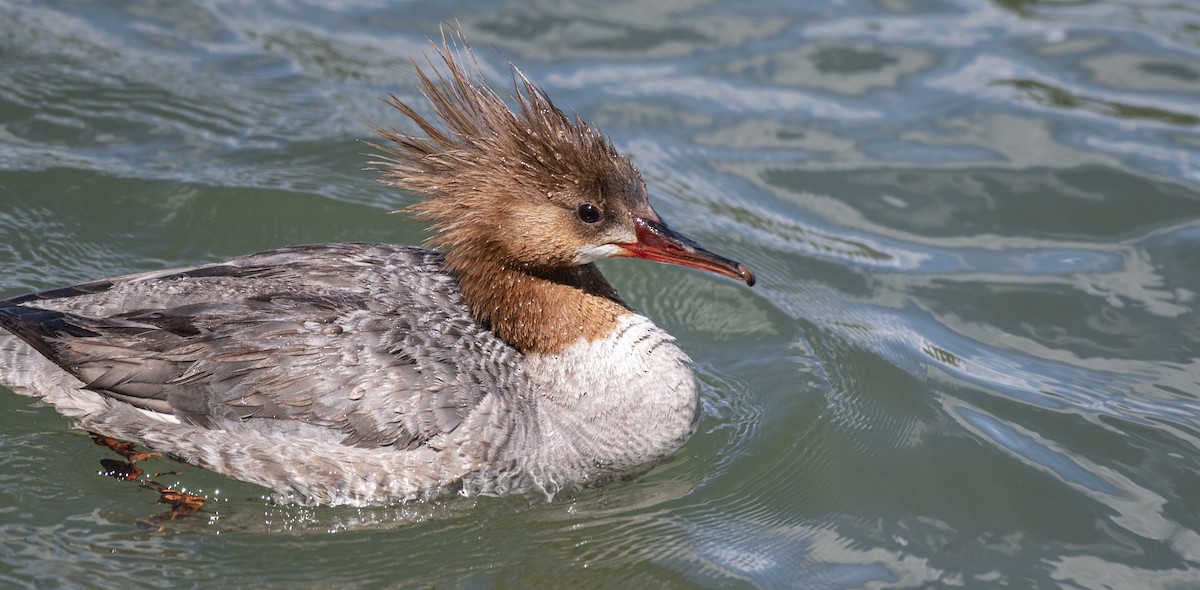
[573,244,624,265]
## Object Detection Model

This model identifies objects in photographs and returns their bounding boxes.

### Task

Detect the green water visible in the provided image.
[2,0,1199,588]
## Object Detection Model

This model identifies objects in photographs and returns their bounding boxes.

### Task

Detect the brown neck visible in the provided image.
[453,261,631,355]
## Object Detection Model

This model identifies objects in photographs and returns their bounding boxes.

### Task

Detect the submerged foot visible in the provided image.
[93,434,159,481]
[90,432,207,530]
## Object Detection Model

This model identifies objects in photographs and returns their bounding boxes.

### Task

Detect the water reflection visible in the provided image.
[724,42,934,96]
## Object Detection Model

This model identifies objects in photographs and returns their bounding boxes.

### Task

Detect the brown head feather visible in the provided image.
[368,31,646,273]
[367,31,648,353]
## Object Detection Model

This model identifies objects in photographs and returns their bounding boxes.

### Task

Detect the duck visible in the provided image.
[0,32,755,507]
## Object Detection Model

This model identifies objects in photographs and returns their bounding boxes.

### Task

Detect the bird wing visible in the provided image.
[0,243,526,450]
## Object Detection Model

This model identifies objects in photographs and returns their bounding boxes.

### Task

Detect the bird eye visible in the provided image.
[577,203,602,224]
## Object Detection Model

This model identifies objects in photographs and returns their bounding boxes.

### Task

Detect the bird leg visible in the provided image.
[89,432,207,529]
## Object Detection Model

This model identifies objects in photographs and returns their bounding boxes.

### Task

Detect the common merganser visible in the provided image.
[0,33,755,506]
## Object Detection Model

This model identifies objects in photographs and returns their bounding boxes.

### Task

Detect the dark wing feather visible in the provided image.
[0,244,525,450]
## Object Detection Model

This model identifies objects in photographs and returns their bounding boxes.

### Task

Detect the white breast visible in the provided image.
[522,313,699,495]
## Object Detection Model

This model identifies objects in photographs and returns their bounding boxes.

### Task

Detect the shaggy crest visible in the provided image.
[368,31,644,275]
